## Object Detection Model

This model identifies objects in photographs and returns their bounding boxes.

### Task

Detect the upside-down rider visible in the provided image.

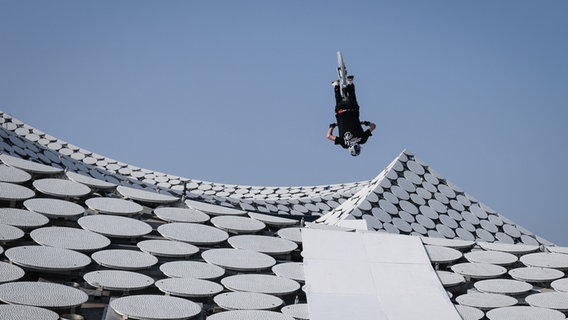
[326,75,376,156]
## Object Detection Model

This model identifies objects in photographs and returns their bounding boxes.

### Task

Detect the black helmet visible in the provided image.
[349,143,361,157]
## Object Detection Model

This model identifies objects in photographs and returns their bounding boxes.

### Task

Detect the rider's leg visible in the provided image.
[333,80,342,104]
[345,76,357,103]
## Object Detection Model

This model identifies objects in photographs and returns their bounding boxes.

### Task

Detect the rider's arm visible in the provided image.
[361,121,376,133]
[327,126,336,141]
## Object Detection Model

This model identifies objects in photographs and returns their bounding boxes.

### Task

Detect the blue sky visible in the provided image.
[1,1,567,245]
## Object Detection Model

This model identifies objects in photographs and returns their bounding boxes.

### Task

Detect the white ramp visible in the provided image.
[302,229,462,320]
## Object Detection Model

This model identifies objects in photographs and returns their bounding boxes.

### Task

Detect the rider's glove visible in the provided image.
[329,123,337,129]
[361,121,370,126]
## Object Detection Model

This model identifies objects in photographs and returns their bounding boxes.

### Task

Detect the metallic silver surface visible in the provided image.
[0,281,88,308]
[110,295,201,320]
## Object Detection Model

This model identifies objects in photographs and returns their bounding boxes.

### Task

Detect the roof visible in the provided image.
[0,110,567,320]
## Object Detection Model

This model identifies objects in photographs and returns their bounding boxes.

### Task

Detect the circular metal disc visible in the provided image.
[85,197,143,215]
[221,274,300,295]
[406,160,425,175]
[455,305,484,320]
[474,279,532,295]
[460,220,476,232]
[5,245,91,271]
[83,270,154,291]
[91,249,158,270]
[272,262,305,283]
[0,281,88,308]
[423,173,439,186]
[202,248,276,271]
[0,261,25,283]
[0,164,31,183]
[65,171,117,190]
[456,292,517,311]
[214,292,283,311]
[503,224,522,238]
[462,211,480,225]
[379,199,398,215]
[154,206,210,223]
[451,263,507,279]
[228,235,297,255]
[211,216,266,234]
[0,223,25,243]
[110,295,201,320]
[24,198,85,219]
[371,208,391,223]
[247,212,298,227]
[508,267,564,283]
[281,303,309,320]
[206,310,294,320]
[0,208,49,229]
[439,214,458,229]
[428,199,447,214]
[411,223,427,235]
[157,222,228,245]
[525,292,568,312]
[397,177,416,193]
[399,210,415,223]
[520,235,540,246]
[520,253,568,270]
[436,224,456,238]
[488,214,504,227]
[486,306,565,320]
[410,193,426,206]
[0,305,59,320]
[404,171,422,184]
[438,184,456,198]
[420,205,439,220]
[383,223,400,234]
[415,187,432,200]
[480,220,498,233]
[0,182,35,201]
[424,245,462,264]
[449,200,465,212]
[494,232,515,244]
[185,199,246,216]
[0,154,63,175]
[392,218,412,233]
[434,192,449,204]
[436,271,465,288]
[33,178,91,198]
[116,186,179,204]
[470,205,489,219]
[391,186,410,200]
[415,215,435,229]
[155,278,223,298]
[551,278,568,292]
[136,239,199,258]
[78,215,152,238]
[30,226,110,252]
[363,214,382,230]
[422,181,438,193]
[465,251,518,266]
[160,261,225,280]
[399,200,418,215]
[277,228,303,244]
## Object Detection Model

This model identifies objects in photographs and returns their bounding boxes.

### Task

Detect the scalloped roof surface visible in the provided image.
[0,110,567,320]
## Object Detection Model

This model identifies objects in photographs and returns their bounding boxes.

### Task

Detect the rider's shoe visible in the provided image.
[347,75,354,85]
[331,80,339,87]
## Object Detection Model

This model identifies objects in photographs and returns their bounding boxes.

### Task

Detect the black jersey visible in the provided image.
[334,100,371,149]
